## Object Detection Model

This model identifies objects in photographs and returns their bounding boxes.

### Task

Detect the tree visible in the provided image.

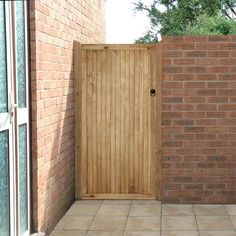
[134,0,236,43]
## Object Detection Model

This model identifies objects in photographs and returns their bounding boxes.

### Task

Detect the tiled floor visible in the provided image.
[50,200,236,236]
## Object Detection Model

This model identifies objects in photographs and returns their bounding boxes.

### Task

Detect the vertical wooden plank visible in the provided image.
[155,43,162,200]
[101,50,107,193]
[138,49,144,194]
[96,50,102,193]
[143,49,149,194]
[115,51,121,193]
[129,50,135,193]
[74,42,81,198]
[87,50,93,193]
[124,50,130,193]
[134,50,140,193]
[150,46,157,195]
[92,50,97,193]
[120,50,125,193]
[81,49,87,195]
[106,51,111,193]
[110,50,116,193]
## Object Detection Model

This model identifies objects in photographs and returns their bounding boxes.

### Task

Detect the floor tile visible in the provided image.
[199,231,236,236]
[50,230,86,236]
[129,204,161,217]
[162,204,194,216]
[74,200,102,205]
[124,231,160,236]
[66,204,100,216]
[97,204,130,216]
[55,216,93,230]
[226,205,236,215]
[125,217,161,231]
[161,231,199,236]
[86,231,123,236]
[132,200,161,205]
[103,200,131,205]
[162,216,198,231]
[197,216,234,231]
[194,205,227,216]
[230,215,236,229]
[90,216,126,230]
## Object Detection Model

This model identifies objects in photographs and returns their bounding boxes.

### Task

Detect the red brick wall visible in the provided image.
[162,35,236,203]
[29,0,105,233]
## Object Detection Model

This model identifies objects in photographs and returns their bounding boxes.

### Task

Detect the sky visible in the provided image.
[106,0,153,43]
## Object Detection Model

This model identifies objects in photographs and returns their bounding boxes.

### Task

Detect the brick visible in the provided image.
[184,51,207,57]
[184,35,207,42]
[207,66,229,73]
[208,35,229,42]
[163,36,184,42]
[196,74,217,80]
[163,66,183,73]
[184,127,205,133]
[208,51,229,57]
[207,97,229,103]
[163,97,183,103]
[196,104,217,111]
[195,43,219,50]
[184,82,206,89]
[173,119,194,126]
[174,59,194,65]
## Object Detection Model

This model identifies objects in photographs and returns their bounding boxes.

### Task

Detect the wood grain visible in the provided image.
[76,44,161,199]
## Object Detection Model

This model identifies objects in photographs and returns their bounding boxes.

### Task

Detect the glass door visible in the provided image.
[14,1,30,235]
[0,1,30,236]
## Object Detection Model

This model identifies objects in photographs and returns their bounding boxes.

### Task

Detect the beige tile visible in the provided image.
[197,216,234,231]
[129,205,161,217]
[97,204,129,216]
[55,216,93,230]
[125,217,161,231]
[194,205,227,216]
[66,204,100,216]
[50,230,86,236]
[86,231,123,236]
[226,205,236,215]
[132,200,161,205]
[230,215,236,229]
[74,200,102,205]
[90,216,126,230]
[103,200,131,205]
[200,231,236,236]
[161,231,199,236]
[162,216,197,231]
[162,204,194,216]
[124,231,160,236]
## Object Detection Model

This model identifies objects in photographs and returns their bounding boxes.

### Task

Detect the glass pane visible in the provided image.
[0,2,7,113]
[0,131,10,236]
[19,124,28,235]
[15,1,26,108]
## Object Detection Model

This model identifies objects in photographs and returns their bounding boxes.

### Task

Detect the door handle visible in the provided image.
[150,89,156,97]
[9,93,18,124]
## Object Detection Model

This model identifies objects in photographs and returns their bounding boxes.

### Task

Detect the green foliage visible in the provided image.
[134,0,236,43]
[185,14,236,35]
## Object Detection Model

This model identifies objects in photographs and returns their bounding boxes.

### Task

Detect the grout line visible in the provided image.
[85,201,103,236]
[122,202,132,236]
[225,204,236,231]
[160,203,162,235]
[192,204,200,235]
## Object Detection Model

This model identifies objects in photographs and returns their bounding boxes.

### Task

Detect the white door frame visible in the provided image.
[1,1,30,236]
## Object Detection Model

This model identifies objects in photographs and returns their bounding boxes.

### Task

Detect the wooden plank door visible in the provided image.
[75,44,161,200]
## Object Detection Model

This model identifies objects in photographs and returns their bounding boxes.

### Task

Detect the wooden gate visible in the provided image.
[75,44,162,199]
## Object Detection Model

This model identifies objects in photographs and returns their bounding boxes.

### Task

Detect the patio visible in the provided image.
[50,200,236,236]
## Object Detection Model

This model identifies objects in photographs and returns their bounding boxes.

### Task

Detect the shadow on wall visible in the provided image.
[31,39,78,233]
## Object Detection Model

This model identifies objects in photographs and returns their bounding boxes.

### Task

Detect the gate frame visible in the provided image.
[74,42,162,200]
